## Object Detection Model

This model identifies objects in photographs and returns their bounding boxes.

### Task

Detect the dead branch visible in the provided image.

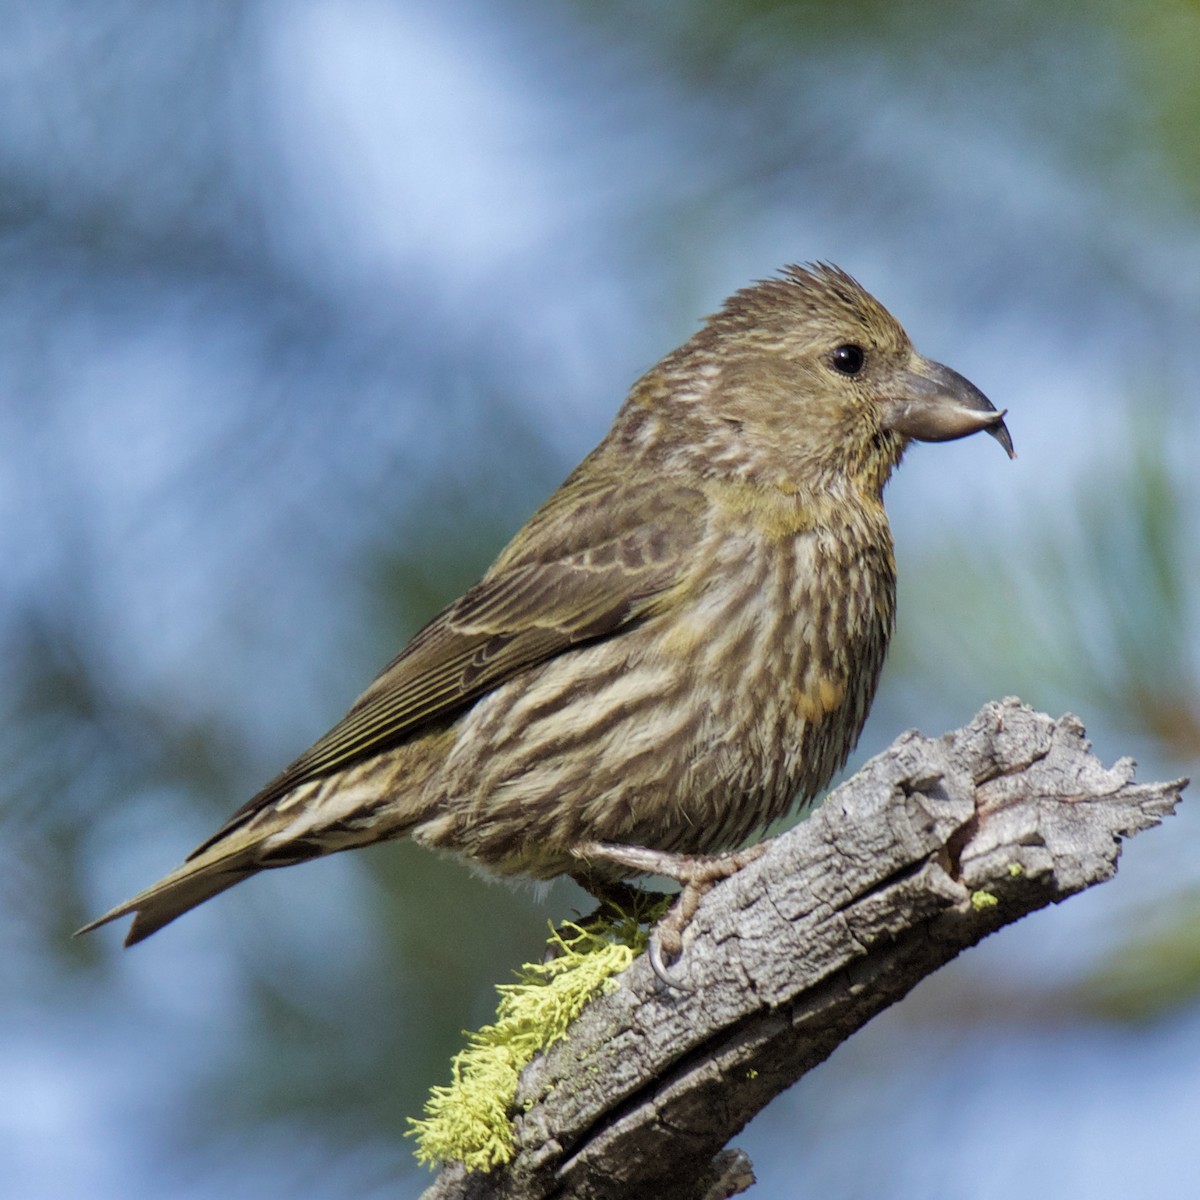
[421,699,1185,1200]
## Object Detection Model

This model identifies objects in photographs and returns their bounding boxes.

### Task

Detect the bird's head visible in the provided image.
[677,263,1013,498]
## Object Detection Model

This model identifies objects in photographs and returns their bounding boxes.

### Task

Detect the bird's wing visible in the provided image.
[199,476,708,847]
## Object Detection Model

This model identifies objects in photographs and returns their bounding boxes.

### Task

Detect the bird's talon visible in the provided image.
[648,934,692,991]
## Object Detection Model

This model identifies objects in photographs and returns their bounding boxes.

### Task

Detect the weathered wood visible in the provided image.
[421,699,1185,1200]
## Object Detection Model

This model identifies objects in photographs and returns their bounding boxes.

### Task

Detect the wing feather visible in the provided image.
[192,479,707,853]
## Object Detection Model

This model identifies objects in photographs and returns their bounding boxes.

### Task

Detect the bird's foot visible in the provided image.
[572,842,768,988]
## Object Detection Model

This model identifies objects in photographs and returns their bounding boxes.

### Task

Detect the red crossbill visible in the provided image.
[80,264,1012,967]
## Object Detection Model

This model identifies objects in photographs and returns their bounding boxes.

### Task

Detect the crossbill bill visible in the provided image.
[80,264,1012,962]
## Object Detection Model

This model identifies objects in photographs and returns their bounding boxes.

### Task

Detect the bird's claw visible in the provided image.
[574,839,773,990]
[648,931,692,991]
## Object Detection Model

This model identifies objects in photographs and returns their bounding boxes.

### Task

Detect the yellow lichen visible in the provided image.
[971,889,999,911]
[408,895,668,1172]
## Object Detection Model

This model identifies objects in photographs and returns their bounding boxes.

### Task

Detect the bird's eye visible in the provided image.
[831,344,866,375]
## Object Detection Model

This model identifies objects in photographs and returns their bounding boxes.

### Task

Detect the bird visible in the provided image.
[79,263,1012,970]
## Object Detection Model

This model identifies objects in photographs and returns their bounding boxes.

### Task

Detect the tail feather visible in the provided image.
[74,807,288,945]
[75,851,262,946]
[77,771,408,945]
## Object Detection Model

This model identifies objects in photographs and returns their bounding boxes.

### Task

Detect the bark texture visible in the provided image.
[421,699,1185,1200]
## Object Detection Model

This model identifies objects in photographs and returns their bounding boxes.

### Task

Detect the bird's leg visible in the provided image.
[572,841,769,986]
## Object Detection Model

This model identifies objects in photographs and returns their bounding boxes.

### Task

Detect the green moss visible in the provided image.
[971,889,999,911]
[1008,862,1024,877]
[408,895,669,1172]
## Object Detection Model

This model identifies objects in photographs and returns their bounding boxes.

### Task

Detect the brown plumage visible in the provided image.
[79,264,1012,951]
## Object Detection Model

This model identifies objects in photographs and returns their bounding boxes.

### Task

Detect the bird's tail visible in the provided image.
[74,832,269,947]
[74,786,340,947]
[77,759,430,946]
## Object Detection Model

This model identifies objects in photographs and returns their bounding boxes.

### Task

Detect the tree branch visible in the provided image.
[420,699,1185,1200]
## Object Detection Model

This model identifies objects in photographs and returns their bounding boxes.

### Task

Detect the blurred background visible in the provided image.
[4,1,1200,1196]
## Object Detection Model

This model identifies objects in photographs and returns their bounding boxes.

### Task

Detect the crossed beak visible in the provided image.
[883,355,1015,459]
